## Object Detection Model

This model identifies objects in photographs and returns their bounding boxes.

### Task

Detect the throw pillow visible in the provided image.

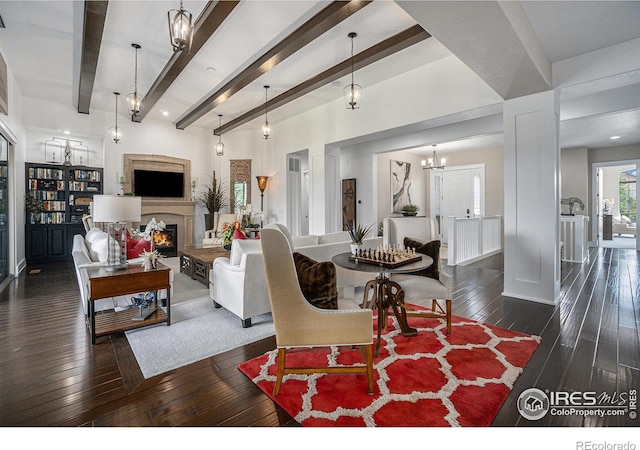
[292,252,338,310]
[127,238,151,259]
[233,228,247,240]
[404,237,440,280]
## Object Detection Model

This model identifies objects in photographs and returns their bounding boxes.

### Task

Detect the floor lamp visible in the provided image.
[256,176,268,228]
[93,195,142,271]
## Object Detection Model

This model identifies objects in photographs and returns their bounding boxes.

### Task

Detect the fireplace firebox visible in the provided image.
[152,224,178,257]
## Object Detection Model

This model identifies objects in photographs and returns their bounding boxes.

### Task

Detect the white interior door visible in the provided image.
[301,171,309,235]
[438,164,485,243]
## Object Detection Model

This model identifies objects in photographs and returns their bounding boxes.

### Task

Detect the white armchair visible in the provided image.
[383,216,454,334]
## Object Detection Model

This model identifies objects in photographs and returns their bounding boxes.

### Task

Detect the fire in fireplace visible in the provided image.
[152,224,178,257]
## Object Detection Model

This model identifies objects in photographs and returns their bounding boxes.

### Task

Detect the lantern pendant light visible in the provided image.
[215,114,225,156]
[126,43,144,119]
[168,0,194,53]
[344,32,362,110]
[261,85,272,139]
[108,92,123,144]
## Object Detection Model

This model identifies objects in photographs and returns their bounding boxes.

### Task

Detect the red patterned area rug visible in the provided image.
[237,308,541,427]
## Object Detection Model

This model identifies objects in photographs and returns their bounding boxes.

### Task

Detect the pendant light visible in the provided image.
[215,114,225,156]
[261,85,271,139]
[126,43,144,119]
[168,0,194,53]
[108,92,123,144]
[344,32,362,110]
[421,144,446,170]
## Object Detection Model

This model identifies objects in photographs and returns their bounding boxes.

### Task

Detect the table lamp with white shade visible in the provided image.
[92,195,141,271]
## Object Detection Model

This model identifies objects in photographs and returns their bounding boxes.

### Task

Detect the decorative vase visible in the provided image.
[402,212,417,217]
[223,243,232,251]
[204,213,214,232]
[350,242,362,255]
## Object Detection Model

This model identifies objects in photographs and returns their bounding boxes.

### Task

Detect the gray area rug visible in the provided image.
[125,257,274,379]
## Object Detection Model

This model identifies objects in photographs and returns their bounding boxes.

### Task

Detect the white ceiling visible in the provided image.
[0,0,639,157]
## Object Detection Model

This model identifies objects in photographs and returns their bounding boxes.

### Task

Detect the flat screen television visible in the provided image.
[133,169,184,198]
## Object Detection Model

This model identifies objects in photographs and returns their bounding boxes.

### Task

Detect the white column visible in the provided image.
[503,90,560,305]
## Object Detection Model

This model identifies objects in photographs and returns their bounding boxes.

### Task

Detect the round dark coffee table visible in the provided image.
[332,252,433,356]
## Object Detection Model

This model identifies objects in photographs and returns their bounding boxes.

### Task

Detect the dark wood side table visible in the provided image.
[86,262,171,345]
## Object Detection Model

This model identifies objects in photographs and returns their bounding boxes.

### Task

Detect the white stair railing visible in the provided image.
[447,215,503,266]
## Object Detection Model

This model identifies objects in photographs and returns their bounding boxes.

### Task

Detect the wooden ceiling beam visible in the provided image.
[176,0,372,130]
[77,1,108,114]
[134,0,241,123]
[216,25,430,135]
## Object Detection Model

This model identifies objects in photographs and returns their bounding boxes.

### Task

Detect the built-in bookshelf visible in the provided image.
[25,163,103,263]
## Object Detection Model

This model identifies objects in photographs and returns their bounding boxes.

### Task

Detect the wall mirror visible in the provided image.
[230,159,251,214]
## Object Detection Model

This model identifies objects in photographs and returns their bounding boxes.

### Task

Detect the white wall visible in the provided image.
[1,65,27,274]
[221,55,502,235]
[561,147,589,215]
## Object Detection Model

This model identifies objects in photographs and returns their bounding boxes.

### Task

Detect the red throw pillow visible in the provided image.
[127,238,151,259]
[233,228,247,240]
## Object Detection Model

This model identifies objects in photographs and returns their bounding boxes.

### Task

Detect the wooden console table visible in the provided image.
[86,263,171,345]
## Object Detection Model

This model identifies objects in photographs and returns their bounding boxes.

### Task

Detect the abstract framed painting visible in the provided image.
[390,160,412,213]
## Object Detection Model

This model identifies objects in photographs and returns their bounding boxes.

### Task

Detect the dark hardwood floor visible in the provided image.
[0,246,637,427]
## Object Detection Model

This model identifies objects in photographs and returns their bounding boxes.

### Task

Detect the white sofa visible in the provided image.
[209,225,382,327]
[613,215,637,236]
[71,228,173,316]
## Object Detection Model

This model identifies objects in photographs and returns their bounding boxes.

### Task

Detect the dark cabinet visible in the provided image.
[26,225,69,263]
[603,214,613,241]
[25,163,102,264]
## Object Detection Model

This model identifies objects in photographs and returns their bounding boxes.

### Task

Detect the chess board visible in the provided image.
[348,252,422,269]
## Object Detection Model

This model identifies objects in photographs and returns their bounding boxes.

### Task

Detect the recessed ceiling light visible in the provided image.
[206,67,216,72]
[610,136,621,140]
[161,110,169,117]
[63,130,70,135]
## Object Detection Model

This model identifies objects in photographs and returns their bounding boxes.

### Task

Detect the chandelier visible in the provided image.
[108,92,122,144]
[344,32,361,110]
[168,0,194,53]
[126,43,144,119]
[215,114,225,156]
[422,144,446,170]
[261,85,271,139]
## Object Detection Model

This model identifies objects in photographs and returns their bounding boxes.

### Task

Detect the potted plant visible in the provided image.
[197,178,227,231]
[401,204,419,216]
[346,220,374,255]
[25,194,46,224]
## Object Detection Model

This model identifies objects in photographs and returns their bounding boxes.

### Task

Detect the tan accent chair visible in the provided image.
[260,226,375,396]
[203,213,237,246]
